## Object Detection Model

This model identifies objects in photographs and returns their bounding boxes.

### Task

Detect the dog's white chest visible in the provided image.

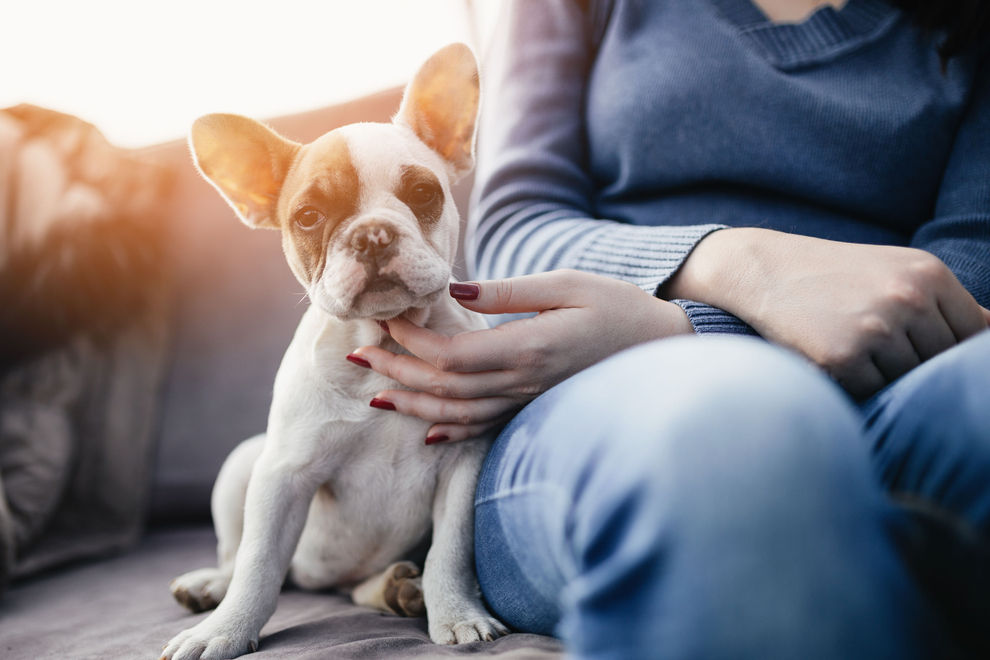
[263,307,454,588]
[290,433,443,588]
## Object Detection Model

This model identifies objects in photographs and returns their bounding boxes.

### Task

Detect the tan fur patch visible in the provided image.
[282,134,359,284]
[397,165,444,226]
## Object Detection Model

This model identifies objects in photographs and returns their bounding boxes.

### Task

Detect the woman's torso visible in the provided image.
[584,0,981,244]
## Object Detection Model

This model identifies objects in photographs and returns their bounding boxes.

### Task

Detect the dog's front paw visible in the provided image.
[160,618,258,660]
[170,568,231,613]
[429,611,509,645]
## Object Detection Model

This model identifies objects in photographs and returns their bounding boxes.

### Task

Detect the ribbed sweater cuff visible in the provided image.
[562,223,726,293]
[671,300,760,336]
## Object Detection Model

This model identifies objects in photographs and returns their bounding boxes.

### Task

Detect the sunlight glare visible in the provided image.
[1,0,483,147]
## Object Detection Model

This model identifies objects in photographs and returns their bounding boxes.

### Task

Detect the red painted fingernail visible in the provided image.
[370,398,396,411]
[378,320,390,334]
[346,354,371,368]
[449,282,480,300]
[425,434,449,445]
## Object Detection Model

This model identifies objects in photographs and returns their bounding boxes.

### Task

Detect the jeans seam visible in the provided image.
[475,483,567,508]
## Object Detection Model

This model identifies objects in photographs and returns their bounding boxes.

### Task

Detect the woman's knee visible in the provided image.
[552,337,869,531]
[558,336,862,475]
[484,337,872,544]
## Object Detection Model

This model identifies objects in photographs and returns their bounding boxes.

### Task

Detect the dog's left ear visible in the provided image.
[394,43,480,180]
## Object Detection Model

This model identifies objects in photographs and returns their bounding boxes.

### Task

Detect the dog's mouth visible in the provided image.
[346,275,416,318]
[346,274,448,321]
[313,250,450,321]
[362,275,405,295]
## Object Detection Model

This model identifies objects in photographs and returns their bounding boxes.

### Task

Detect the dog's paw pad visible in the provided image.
[396,578,425,617]
[389,560,420,581]
[169,568,231,613]
[382,561,425,617]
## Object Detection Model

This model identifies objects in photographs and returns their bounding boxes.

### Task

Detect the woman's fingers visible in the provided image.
[870,330,921,384]
[385,313,549,373]
[451,270,589,315]
[982,306,990,326]
[352,345,526,399]
[906,312,958,362]
[829,356,887,402]
[423,421,500,445]
[370,388,519,426]
[383,316,492,372]
[936,283,988,342]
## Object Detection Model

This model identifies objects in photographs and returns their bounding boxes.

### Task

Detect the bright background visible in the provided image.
[1,0,500,147]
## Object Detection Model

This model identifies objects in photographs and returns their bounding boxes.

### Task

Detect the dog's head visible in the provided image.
[189,43,479,320]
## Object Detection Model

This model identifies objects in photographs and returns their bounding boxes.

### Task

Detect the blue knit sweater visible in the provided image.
[467,0,990,334]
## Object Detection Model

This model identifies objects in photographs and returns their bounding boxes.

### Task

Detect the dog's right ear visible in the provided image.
[189,114,299,229]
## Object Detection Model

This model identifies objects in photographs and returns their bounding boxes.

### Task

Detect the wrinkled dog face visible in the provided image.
[277,124,458,319]
[190,43,479,320]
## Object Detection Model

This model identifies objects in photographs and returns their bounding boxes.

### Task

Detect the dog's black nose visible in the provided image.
[350,222,395,259]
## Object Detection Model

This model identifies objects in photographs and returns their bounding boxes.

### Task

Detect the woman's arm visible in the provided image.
[356,5,990,432]
[470,0,739,335]
[663,54,990,399]
[910,50,990,308]
[664,229,988,399]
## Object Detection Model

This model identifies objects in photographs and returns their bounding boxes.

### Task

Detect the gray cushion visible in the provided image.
[0,526,563,659]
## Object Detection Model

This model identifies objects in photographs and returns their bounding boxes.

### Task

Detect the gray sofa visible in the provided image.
[0,90,562,659]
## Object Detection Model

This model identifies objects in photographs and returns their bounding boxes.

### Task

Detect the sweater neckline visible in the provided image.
[709,0,899,69]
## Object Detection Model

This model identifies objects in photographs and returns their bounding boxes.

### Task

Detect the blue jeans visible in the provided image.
[474,332,990,659]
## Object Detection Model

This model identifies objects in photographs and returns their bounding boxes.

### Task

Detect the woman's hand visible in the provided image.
[665,228,990,399]
[350,269,693,443]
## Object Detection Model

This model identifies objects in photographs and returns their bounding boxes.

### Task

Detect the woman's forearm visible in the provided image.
[662,226,988,399]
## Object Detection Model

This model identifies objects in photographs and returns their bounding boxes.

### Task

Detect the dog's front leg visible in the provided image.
[423,445,509,644]
[162,445,317,660]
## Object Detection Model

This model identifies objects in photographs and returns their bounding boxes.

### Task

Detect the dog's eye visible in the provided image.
[407,183,438,208]
[294,207,325,230]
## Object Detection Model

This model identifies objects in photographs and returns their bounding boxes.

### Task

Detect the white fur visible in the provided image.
[162,45,506,660]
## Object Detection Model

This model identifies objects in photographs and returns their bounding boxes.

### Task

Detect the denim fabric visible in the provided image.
[864,331,990,532]
[475,333,990,659]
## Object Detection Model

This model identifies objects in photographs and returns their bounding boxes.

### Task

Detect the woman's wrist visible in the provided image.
[661,227,768,316]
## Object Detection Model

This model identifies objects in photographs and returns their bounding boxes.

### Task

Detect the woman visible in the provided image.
[356,1,990,657]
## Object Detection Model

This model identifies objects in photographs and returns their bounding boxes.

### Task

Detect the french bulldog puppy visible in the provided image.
[161,43,507,660]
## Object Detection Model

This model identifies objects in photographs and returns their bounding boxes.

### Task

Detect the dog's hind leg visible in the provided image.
[351,561,426,617]
[170,433,264,612]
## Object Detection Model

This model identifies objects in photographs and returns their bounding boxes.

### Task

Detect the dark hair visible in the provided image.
[890,0,990,65]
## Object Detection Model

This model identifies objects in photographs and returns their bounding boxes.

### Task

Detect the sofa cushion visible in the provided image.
[0,526,563,659]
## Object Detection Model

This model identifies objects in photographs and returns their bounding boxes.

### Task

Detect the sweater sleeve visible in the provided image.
[910,54,990,308]
[466,0,749,334]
